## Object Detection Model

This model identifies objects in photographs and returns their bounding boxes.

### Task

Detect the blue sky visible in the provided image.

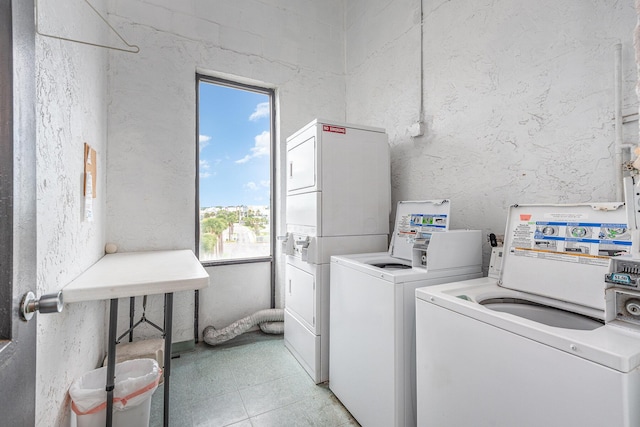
[198,82,270,208]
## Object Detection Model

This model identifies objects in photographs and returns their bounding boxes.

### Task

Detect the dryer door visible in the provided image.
[285,261,316,332]
[287,132,316,193]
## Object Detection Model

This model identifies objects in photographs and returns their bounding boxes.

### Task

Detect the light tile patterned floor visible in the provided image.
[150,332,359,427]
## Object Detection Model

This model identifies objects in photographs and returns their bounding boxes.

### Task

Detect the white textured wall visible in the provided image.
[346,0,638,268]
[200,263,272,331]
[35,1,109,425]
[346,0,423,139]
[105,0,346,342]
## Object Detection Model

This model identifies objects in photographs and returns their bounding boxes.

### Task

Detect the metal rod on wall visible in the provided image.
[35,0,139,53]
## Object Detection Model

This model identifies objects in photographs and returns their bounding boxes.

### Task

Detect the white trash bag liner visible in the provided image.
[70,358,161,426]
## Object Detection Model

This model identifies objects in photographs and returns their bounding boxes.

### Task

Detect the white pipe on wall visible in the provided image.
[615,42,624,202]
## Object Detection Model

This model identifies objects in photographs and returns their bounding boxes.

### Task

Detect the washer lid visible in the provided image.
[500,203,630,311]
[389,200,451,261]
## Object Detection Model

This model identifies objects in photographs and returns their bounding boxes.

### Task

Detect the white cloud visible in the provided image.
[235,131,270,164]
[199,134,211,151]
[249,102,270,121]
[199,159,212,178]
[244,180,270,191]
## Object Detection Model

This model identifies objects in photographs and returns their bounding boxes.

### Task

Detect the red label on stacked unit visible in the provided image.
[322,125,346,134]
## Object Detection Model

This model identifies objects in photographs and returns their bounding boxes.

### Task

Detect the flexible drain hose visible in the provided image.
[203,308,284,346]
[259,321,284,335]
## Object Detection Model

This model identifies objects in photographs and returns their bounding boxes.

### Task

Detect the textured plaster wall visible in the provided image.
[35,0,109,425]
[346,0,423,140]
[346,0,639,268]
[105,0,346,342]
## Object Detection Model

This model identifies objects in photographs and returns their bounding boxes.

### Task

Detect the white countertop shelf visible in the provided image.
[62,249,209,303]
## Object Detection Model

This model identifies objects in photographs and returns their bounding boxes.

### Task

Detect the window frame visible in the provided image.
[195,74,276,268]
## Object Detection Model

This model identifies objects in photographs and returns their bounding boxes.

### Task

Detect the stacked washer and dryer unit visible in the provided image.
[330,200,483,427]
[415,203,640,427]
[283,119,391,384]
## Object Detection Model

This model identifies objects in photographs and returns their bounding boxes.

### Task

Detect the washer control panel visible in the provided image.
[605,258,640,290]
[605,258,640,327]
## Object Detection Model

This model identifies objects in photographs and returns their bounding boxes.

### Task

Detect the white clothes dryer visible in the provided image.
[330,200,482,427]
[415,203,640,427]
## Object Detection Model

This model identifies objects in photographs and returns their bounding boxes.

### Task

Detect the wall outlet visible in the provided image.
[488,247,504,279]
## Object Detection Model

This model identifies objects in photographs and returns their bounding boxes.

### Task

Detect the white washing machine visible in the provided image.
[415,203,640,427]
[330,200,483,427]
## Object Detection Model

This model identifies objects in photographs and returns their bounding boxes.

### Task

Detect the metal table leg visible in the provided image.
[129,296,135,342]
[106,298,118,427]
[163,293,173,427]
[105,294,173,426]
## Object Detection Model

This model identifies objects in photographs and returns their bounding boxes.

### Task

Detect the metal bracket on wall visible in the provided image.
[35,0,139,54]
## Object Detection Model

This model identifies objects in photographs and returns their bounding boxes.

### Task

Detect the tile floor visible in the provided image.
[149,331,359,427]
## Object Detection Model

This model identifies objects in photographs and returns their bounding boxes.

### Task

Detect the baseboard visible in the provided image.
[171,339,195,355]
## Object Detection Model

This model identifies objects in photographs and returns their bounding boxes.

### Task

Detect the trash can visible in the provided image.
[69,358,161,427]
[102,339,165,384]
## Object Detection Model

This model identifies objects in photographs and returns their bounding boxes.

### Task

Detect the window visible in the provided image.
[196,76,274,264]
